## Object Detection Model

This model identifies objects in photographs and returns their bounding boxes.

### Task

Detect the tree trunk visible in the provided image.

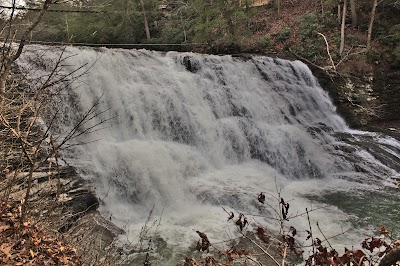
[337,0,341,23]
[21,161,35,221]
[321,0,324,16]
[349,0,358,27]
[276,0,281,17]
[179,12,187,42]
[0,78,5,100]
[223,3,236,39]
[367,0,378,53]
[340,0,347,55]
[140,0,151,40]
[0,58,10,101]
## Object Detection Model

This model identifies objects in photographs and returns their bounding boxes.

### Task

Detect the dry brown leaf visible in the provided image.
[0,243,13,258]
[0,224,10,233]
[354,249,365,261]
[380,226,389,235]
[29,249,35,259]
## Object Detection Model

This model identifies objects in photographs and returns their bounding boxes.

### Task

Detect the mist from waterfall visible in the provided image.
[18,45,400,264]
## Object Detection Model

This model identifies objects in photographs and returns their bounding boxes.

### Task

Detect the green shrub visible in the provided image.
[321,0,337,10]
[159,27,186,44]
[394,45,400,63]
[275,27,291,42]
[260,34,271,48]
[347,34,358,46]
[321,11,337,28]
[299,12,320,41]
[381,24,400,44]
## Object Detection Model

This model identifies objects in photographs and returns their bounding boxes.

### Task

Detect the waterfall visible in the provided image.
[17,45,400,263]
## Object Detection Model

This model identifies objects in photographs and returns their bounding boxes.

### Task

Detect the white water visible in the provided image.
[18,45,400,264]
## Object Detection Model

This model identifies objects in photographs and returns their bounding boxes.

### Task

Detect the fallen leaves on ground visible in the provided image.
[0,201,80,265]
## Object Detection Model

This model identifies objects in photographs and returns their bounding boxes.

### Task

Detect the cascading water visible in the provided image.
[18,45,400,264]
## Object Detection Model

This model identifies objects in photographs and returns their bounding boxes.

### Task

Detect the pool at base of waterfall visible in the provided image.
[306,188,400,240]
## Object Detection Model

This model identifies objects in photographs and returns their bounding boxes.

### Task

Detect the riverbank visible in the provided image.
[0,165,122,265]
[363,119,400,141]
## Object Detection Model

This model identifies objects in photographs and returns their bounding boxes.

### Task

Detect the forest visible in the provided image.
[2,0,400,59]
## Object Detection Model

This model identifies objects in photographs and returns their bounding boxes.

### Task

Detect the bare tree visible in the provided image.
[349,0,358,27]
[0,0,52,100]
[0,0,112,220]
[367,0,378,53]
[275,0,282,17]
[140,0,151,40]
[340,0,347,55]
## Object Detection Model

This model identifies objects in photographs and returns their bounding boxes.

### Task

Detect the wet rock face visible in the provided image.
[312,59,400,128]
[312,69,357,127]
[55,167,99,232]
[1,166,99,230]
[181,55,201,73]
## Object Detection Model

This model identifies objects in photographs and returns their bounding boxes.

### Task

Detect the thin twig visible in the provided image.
[242,233,281,266]
[306,208,315,255]
[317,32,336,71]
[316,222,333,250]
[282,245,287,266]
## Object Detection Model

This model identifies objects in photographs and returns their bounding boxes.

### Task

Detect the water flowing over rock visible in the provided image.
[17,45,400,264]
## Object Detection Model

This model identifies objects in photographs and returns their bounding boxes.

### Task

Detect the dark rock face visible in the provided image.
[311,68,358,126]
[312,61,400,128]
[54,166,99,232]
[372,68,400,123]
[181,55,201,73]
